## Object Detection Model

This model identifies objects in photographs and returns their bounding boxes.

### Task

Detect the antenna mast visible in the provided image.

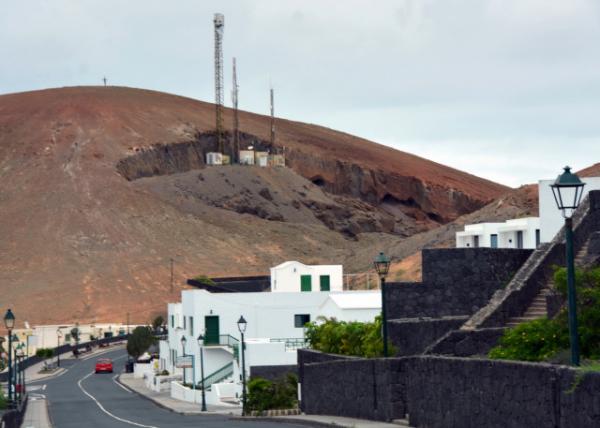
[270,87,275,151]
[214,13,225,154]
[232,57,240,163]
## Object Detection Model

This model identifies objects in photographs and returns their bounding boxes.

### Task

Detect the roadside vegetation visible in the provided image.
[305,315,393,358]
[126,326,156,360]
[489,266,600,363]
[246,374,298,413]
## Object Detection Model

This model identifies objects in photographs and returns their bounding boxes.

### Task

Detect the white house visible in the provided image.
[539,176,600,243]
[159,285,380,406]
[270,261,343,292]
[456,217,541,249]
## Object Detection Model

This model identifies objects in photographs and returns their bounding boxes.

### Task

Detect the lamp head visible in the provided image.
[373,251,391,278]
[4,309,15,330]
[237,315,247,334]
[551,166,585,218]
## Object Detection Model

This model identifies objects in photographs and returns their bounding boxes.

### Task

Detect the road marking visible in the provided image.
[78,371,159,428]
[112,374,132,393]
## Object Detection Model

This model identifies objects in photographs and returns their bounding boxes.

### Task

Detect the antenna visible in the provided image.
[232,57,240,163]
[214,13,225,154]
[270,87,275,151]
[103,77,107,87]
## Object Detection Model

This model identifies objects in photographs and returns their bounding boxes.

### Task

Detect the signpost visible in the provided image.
[175,355,193,368]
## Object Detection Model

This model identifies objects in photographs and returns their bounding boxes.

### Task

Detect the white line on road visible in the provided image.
[78,371,160,428]
[112,374,132,393]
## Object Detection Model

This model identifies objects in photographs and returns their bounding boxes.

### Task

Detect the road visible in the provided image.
[28,347,304,428]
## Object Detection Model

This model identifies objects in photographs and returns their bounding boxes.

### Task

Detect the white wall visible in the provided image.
[243,340,298,370]
[539,177,600,243]
[270,261,343,293]
[456,218,540,249]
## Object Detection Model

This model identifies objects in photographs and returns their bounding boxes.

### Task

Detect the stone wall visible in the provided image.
[388,316,468,357]
[464,190,600,329]
[301,357,409,422]
[425,327,506,357]
[250,364,297,381]
[299,350,600,427]
[385,248,532,319]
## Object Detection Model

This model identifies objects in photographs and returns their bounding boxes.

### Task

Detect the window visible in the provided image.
[294,314,311,328]
[474,236,480,248]
[319,275,330,291]
[189,316,194,336]
[300,275,312,292]
[535,229,541,247]
[517,231,524,249]
[170,315,174,328]
[183,316,186,330]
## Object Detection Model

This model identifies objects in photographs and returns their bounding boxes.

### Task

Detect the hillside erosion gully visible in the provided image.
[115,130,487,225]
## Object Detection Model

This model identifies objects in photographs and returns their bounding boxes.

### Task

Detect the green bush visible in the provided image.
[193,275,215,286]
[0,388,6,410]
[304,315,393,358]
[35,348,55,359]
[126,326,156,359]
[489,266,600,362]
[246,374,298,412]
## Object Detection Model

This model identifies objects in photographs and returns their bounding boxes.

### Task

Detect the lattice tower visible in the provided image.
[214,13,225,153]
[232,57,240,163]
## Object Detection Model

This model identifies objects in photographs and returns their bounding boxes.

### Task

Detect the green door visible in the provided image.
[204,315,220,345]
[320,275,330,291]
[300,275,312,292]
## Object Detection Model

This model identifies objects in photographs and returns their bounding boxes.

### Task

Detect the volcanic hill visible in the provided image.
[0,86,508,324]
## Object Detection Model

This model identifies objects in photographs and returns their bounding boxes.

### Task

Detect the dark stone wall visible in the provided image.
[425,327,506,357]
[386,248,532,319]
[407,356,560,428]
[298,350,600,427]
[301,358,409,422]
[388,316,468,357]
[250,365,297,381]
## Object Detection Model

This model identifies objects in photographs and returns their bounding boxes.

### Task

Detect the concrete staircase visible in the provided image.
[505,237,591,328]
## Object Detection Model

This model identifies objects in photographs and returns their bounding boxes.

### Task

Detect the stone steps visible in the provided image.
[505,237,592,328]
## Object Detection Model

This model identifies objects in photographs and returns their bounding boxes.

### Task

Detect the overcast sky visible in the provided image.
[2,0,600,187]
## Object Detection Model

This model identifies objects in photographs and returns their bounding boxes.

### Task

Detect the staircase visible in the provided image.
[505,237,591,328]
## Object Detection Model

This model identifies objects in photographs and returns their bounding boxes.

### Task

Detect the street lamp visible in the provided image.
[180,335,187,385]
[374,252,391,357]
[237,316,247,416]
[4,309,15,405]
[56,329,63,367]
[551,166,586,366]
[196,334,207,412]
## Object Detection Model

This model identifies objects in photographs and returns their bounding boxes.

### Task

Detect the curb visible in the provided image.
[231,416,343,428]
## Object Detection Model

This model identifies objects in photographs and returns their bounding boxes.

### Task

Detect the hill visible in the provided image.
[0,86,508,324]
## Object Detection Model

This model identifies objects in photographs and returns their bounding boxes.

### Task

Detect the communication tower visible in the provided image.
[214,13,225,154]
[232,57,240,163]
[270,87,275,151]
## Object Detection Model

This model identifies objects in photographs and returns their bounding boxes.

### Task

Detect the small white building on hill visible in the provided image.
[270,261,343,292]
[456,217,541,249]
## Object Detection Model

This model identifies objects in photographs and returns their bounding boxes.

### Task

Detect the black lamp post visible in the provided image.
[374,252,391,357]
[180,335,187,385]
[237,315,247,416]
[551,166,586,366]
[4,309,15,405]
[196,334,207,412]
[56,329,63,367]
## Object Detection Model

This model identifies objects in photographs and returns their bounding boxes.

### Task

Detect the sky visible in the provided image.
[1,0,600,187]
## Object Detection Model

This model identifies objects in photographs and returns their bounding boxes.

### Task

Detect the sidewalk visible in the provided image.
[118,373,242,416]
[20,394,52,428]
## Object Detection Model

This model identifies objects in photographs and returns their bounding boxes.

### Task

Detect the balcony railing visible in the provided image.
[270,337,308,351]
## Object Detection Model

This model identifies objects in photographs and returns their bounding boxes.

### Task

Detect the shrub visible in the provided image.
[35,348,55,359]
[126,326,156,359]
[489,266,600,362]
[193,275,215,286]
[246,374,298,412]
[304,315,392,357]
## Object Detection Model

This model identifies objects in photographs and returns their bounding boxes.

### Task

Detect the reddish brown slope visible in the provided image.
[0,86,508,325]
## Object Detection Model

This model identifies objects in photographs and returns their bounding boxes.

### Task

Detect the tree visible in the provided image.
[151,315,165,331]
[71,326,80,346]
[126,326,156,360]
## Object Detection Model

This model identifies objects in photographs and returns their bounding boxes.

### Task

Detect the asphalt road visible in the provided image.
[29,347,304,428]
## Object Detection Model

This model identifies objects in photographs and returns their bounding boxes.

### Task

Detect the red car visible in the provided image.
[95,358,114,373]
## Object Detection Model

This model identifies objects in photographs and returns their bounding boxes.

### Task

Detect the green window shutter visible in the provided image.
[320,275,330,291]
[300,275,312,292]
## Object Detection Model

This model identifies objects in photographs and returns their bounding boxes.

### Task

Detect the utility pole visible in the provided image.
[127,312,130,336]
[270,87,275,152]
[231,57,240,163]
[214,13,225,154]
[103,77,107,87]
[170,258,174,293]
